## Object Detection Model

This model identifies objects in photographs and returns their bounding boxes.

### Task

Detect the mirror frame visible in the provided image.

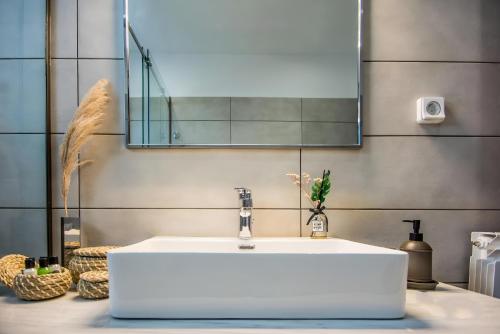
[123,0,363,149]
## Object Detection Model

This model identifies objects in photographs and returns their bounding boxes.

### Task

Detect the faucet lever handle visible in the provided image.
[234,187,253,207]
[234,187,251,197]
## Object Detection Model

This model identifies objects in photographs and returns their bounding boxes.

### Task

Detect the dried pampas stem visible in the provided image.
[286,172,317,207]
[60,79,111,216]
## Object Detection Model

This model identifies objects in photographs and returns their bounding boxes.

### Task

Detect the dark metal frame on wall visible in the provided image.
[45,0,53,255]
[123,0,363,149]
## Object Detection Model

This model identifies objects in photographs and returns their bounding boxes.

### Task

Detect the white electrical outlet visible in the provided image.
[417,97,445,124]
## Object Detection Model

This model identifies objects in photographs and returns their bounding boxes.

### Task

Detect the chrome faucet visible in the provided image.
[235,187,254,244]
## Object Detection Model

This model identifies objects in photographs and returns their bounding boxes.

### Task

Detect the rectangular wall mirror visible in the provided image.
[125,0,362,148]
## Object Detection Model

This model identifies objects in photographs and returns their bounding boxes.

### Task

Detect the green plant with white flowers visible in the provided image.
[310,169,331,209]
[286,169,332,209]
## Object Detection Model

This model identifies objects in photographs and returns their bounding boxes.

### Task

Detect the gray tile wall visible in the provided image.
[132,96,358,145]
[50,0,500,284]
[0,0,47,257]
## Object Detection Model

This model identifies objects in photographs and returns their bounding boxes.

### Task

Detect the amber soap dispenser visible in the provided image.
[400,219,438,290]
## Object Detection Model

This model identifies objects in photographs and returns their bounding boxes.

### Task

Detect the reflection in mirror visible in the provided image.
[125,0,361,147]
[60,217,80,266]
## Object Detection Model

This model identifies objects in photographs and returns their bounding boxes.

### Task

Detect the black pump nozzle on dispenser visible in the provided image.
[400,219,438,290]
[403,219,423,241]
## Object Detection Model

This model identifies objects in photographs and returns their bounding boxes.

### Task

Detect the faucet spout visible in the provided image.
[235,187,253,241]
[239,219,252,240]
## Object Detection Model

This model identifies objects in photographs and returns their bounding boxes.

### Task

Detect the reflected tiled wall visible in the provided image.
[130,96,358,146]
[0,0,47,257]
[50,0,500,283]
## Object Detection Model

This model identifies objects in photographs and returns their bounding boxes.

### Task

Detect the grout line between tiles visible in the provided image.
[75,133,500,138]
[0,207,48,210]
[77,207,299,210]
[76,0,81,221]
[300,98,303,145]
[51,132,500,138]
[52,57,124,60]
[364,135,500,138]
[364,60,500,64]
[229,97,231,143]
[210,120,359,124]
[299,149,302,237]
[45,0,54,255]
[302,208,500,211]
[62,208,500,211]
[0,57,45,60]
[76,0,79,58]
[51,208,79,210]
[0,132,46,135]
[299,100,303,235]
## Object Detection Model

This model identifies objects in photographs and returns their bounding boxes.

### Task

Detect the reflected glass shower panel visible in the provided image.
[128,26,146,146]
[127,26,170,146]
[148,53,169,145]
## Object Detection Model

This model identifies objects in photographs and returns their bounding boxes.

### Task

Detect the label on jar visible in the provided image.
[312,217,325,232]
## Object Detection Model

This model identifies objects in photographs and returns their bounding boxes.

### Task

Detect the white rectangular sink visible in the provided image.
[108,237,408,319]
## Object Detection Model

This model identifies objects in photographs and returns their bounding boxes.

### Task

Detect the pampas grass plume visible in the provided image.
[60,79,111,215]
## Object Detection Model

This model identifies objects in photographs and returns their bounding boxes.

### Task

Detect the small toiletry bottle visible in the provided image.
[48,256,61,273]
[23,257,37,276]
[37,257,50,276]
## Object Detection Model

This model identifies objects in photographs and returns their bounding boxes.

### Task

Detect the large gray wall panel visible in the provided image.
[0,135,46,208]
[0,209,46,257]
[302,137,500,210]
[0,0,45,58]
[77,0,124,58]
[364,62,500,136]
[363,0,500,62]
[50,0,77,58]
[0,59,46,133]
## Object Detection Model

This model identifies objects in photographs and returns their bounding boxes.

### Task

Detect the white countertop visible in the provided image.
[1,283,500,334]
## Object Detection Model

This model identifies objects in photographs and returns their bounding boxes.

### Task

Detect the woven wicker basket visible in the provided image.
[68,246,117,283]
[63,241,81,267]
[73,246,117,257]
[12,268,72,301]
[77,271,109,299]
[0,254,27,288]
[68,256,108,283]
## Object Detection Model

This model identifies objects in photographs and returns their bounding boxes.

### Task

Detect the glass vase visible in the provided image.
[309,212,328,239]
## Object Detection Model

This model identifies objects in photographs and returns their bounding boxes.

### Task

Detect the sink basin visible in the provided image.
[108,237,408,319]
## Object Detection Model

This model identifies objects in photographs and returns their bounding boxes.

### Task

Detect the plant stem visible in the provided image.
[316,169,327,209]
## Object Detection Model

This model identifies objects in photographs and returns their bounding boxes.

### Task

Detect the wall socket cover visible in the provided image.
[417,97,445,124]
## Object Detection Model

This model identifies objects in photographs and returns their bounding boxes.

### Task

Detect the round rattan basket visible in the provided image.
[63,241,81,267]
[73,246,117,257]
[77,271,109,299]
[0,254,27,288]
[68,256,108,283]
[12,268,72,301]
[68,246,117,283]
